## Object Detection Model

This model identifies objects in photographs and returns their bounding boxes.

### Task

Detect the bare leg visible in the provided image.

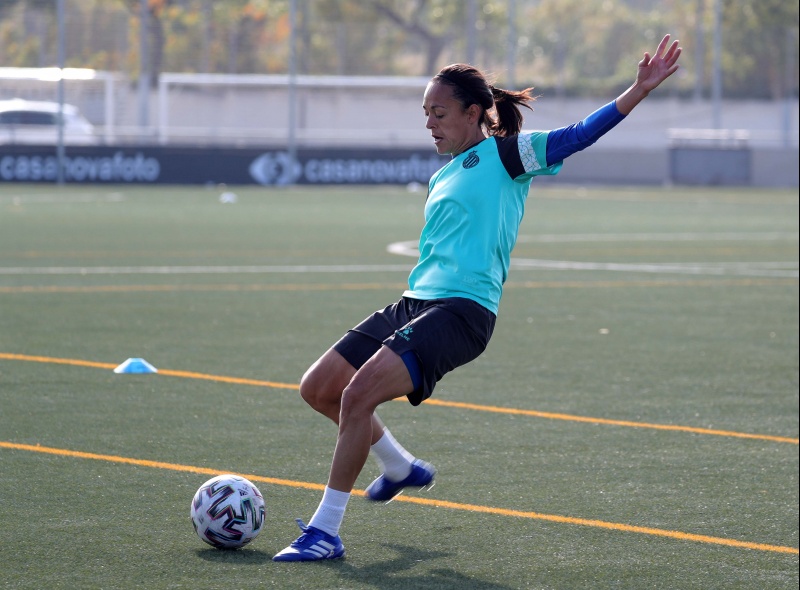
[273,346,419,560]
[327,346,413,492]
[300,348,387,445]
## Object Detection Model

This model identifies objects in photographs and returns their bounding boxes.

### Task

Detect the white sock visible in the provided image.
[371,429,415,482]
[308,486,350,537]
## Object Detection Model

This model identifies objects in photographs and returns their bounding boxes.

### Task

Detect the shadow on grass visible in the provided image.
[319,543,517,590]
[194,543,516,588]
[195,547,273,564]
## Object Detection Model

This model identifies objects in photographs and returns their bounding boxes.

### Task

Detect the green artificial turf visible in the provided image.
[0,183,797,589]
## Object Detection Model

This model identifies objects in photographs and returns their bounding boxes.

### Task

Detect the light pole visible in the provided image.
[711,0,722,129]
[138,0,149,141]
[287,0,298,185]
[56,0,65,185]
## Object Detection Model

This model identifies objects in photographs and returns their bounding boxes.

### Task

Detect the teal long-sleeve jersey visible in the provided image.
[404,130,561,314]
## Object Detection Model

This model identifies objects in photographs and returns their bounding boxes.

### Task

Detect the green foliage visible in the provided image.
[720,0,799,98]
[0,0,796,98]
[0,24,41,66]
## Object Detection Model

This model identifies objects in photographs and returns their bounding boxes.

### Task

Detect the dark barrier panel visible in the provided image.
[0,144,448,186]
[669,147,752,186]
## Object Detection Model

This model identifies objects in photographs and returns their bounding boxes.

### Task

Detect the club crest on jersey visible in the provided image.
[462,150,480,169]
[395,326,413,341]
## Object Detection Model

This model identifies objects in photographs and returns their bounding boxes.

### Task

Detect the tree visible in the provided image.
[0,0,795,99]
[119,0,171,87]
[720,0,798,99]
[0,0,56,67]
[517,0,657,96]
[368,0,452,74]
[0,0,53,18]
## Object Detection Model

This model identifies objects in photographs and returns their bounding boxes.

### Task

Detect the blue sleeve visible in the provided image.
[545,101,626,166]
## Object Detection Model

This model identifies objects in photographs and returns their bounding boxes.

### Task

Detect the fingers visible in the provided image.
[665,42,682,66]
[648,35,681,73]
[655,34,671,57]
[656,34,681,63]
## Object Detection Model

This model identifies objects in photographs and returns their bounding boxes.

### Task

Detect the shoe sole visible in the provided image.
[373,479,436,504]
[273,548,345,562]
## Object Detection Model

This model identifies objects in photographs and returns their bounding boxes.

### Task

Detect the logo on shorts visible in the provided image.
[462,150,479,169]
[395,326,413,341]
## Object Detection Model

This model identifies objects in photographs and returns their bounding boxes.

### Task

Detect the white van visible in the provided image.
[0,98,97,145]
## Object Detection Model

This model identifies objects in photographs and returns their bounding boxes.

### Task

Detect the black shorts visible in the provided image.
[333,296,496,406]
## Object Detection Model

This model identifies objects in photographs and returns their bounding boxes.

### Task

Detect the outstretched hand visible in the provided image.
[636,34,682,93]
[615,34,682,114]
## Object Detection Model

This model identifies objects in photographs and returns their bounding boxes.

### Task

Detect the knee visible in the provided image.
[299,366,332,412]
[339,382,375,423]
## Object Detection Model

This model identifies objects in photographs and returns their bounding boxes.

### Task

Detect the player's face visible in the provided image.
[423,81,480,156]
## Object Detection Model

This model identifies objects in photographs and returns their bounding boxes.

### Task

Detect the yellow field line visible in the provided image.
[0,277,796,295]
[0,353,118,371]
[395,495,800,555]
[2,352,796,445]
[1,440,796,556]
[422,399,799,444]
[0,352,300,390]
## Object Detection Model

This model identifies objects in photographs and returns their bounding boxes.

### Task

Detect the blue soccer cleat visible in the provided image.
[365,459,436,502]
[272,519,345,562]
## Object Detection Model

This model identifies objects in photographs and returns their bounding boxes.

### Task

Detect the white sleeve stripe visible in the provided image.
[517,133,542,172]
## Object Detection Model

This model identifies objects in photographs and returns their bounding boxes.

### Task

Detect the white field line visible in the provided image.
[509,259,798,278]
[516,232,799,243]
[0,264,413,276]
[387,235,799,279]
[1,233,796,278]
[0,193,126,204]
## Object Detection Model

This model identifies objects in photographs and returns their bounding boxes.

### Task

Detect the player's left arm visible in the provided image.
[544,34,681,166]
[615,33,682,115]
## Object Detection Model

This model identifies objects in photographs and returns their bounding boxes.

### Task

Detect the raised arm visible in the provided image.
[615,34,682,115]
[544,34,682,166]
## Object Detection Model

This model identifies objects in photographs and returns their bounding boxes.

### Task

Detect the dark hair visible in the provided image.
[434,63,535,137]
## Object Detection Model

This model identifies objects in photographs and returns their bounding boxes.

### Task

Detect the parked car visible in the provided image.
[0,98,97,145]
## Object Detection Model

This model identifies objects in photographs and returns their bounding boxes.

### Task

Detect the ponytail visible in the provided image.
[490,85,536,137]
[434,64,536,137]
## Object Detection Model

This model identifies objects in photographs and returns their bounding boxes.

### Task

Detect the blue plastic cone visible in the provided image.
[114,358,158,374]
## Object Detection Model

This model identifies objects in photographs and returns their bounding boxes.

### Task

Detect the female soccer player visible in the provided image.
[273,34,682,561]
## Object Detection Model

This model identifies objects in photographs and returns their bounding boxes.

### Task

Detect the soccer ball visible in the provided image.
[190,474,266,549]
